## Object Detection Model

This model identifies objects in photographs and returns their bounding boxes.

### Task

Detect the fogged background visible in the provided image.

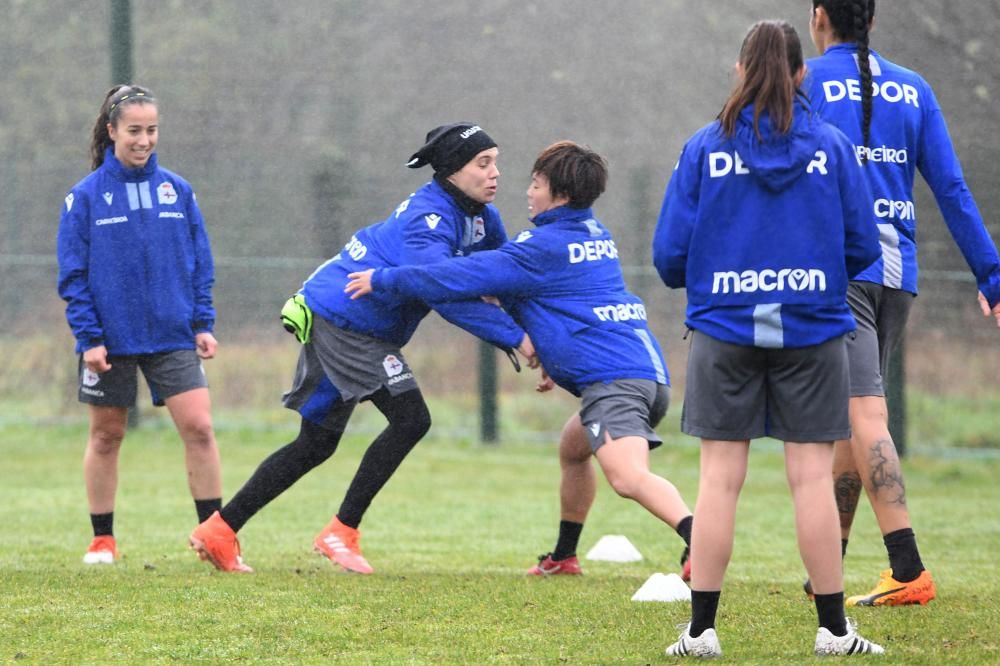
[2,1,998,447]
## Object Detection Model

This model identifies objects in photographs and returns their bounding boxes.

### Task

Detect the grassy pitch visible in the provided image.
[1,418,998,664]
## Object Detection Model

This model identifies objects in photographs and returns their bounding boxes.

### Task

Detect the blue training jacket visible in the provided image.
[302,179,524,350]
[57,148,215,355]
[806,44,1000,307]
[372,205,669,397]
[654,102,881,349]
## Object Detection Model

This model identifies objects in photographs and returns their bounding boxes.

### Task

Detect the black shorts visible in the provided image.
[579,379,669,452]
[682,331,850,443]
[846,281,914,397]
[78,349,207,408]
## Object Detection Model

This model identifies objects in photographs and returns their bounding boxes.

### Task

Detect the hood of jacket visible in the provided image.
[730,99,823,192]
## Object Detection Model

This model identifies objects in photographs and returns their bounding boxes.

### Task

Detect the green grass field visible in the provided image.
[1,412,998,664]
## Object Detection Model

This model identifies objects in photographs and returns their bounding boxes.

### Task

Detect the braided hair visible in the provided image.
[813,0,875,161]
[89,84,157,170]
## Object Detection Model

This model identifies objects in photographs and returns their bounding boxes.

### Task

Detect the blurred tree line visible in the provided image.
[2,0,998,341]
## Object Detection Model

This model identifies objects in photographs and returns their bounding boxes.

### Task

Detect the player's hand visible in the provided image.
[978,291,1000,328]
[83,345,112,373]
[481,295,501,307]
[345,269,375,299]
[536,366,555,393]
[196,332,218,359]
[518,334,540,369]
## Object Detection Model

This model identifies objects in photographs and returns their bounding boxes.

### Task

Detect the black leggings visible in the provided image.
[220,387,431,533]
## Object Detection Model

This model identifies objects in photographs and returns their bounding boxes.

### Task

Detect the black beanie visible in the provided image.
[406,122,497,178]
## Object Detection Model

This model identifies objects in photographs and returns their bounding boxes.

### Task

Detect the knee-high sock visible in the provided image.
[221,411,351,532]
[336,388,431,528]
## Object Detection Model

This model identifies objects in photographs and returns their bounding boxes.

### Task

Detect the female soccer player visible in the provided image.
[654,21,883,657]
[804,0,1000,607]
[189,123,532,573]
[57,85,224,564]
[345,140,694,585]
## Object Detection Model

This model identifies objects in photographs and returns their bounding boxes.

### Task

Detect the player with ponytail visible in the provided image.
[654,20,883,657]
[58,85,224,565]
[806,0,1000,607]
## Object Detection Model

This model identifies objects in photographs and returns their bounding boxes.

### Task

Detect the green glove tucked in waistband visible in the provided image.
[280,294,313,344]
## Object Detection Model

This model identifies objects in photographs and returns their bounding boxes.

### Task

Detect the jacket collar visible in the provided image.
[531,205,594,227]
[102,146,158,182]
[433,175,486,216]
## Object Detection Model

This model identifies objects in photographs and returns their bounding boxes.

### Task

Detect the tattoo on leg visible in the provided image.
[868,438,907,506]
[834,472,863,529]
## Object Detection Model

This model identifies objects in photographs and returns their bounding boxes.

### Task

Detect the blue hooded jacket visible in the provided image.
[57,148,215,355]
[654,102,880,348]
[302,179,525,350]
[372,205,668,397]
[806,45,1000,307]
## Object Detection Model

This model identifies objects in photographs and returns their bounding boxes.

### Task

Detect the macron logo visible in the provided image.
[712,268,827,294]
[425,214,441,230]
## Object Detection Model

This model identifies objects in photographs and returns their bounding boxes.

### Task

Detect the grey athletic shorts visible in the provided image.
[846,281,914,397]
[682,330,850,443]
[282,315,420,427]
[78,349,207,408]
[579,379,669,452]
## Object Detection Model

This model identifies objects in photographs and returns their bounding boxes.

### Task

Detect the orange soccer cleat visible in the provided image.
[847,568,936,607]
[83,535,118,565]
[189,511,253,573]
[314,516,374,574]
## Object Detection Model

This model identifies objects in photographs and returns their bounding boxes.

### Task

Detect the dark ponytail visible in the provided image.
[719,20,804,139]
[89,84,157,170]
[813,0,875,160]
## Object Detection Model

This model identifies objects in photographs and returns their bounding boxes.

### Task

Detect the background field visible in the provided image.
[3,1,1000,663]
[1,411,998,664]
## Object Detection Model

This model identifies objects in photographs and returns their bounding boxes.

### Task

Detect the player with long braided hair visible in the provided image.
[805,0,1000,606]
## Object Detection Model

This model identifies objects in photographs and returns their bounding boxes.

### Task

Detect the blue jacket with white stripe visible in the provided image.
[301,179,525,351]
[57,148,215,355]
[806,44,1000,307]
[654,102,881,348]
[371,205,669,397]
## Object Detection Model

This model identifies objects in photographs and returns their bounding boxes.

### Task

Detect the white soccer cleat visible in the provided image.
[814,619,885,656]
[665,623,722,658]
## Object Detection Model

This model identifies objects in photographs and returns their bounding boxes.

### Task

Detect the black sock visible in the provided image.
[90,512,114,537]
[221,415,350,532]
[689,590,721,638]
[884,528,924,582]
[552,520,583,560]
[814,592,847,636]
[676,515,693,547]
[337,388,431,528]
[674,516,694,546]
[195,498,222,523]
